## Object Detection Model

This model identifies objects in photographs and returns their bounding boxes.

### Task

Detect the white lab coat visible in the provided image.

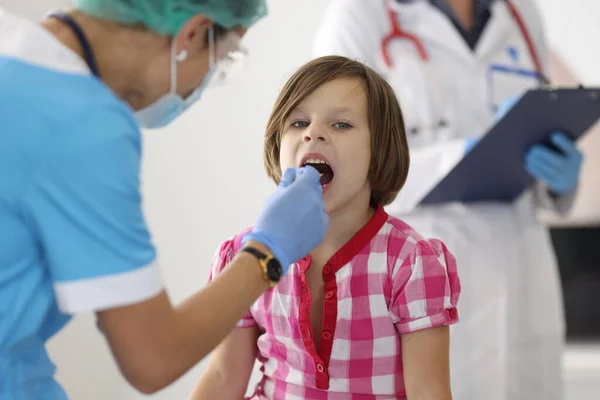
[314,1,571,399]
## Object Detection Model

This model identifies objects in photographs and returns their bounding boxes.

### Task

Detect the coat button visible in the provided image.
[324,290,334,300]
[321,331,332,340]
[449,308,458,319]
[316,363,325,373]
[323,265,332,276]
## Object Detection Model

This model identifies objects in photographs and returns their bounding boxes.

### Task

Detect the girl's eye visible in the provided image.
[333,122,353,130]
[291,120,309,128]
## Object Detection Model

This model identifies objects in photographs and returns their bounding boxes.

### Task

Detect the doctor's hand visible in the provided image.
[494,95,521,122]
[525,132,583,195]
[243,167,328,274]
[464,137,480,155]
[467,95,522,156]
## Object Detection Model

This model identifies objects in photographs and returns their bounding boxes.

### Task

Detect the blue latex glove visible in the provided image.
[525,132,583,195]
[243,166,328,273]
[464,137,479,155]
[465,95,523,155]
[495,95,521,121]
[463,95,523,156]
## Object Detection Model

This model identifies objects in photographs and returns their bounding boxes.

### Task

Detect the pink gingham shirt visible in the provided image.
[208,206,461,399]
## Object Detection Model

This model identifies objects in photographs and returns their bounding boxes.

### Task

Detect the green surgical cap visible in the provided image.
[72,0,268,35]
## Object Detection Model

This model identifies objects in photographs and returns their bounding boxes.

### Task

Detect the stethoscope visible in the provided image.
[380,0,550,136]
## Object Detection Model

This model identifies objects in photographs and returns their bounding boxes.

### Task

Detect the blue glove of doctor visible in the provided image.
[464,137,479,155]
[525,132,583,195]
[464,95,524,155]
[243,166,328,274]
[496,96,583,194]
[495,95,521,120]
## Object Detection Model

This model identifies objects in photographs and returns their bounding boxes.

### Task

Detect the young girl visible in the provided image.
[191,56,461,400]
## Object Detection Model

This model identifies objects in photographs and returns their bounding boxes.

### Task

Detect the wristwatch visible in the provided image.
[242,246,283,287]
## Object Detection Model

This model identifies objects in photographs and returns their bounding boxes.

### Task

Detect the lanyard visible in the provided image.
[47,11,100,77]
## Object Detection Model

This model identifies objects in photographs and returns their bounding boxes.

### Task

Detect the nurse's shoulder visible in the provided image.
[0,8,141,158]
[0,40,159,314]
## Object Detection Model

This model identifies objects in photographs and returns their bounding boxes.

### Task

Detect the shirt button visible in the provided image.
[324,290,334,300]
[449,308,458,319]
[316,363,325,373]
[323,265,332,276]
[321,331,332,340]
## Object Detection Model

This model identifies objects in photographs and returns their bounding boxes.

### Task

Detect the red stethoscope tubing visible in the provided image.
[381,0,544,79]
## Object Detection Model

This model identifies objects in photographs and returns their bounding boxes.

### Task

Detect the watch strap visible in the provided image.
[242,246,278,287]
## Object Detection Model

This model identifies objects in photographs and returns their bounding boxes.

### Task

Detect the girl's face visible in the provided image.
[279,77,372,214]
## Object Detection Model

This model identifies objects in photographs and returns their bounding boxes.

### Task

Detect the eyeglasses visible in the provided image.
[208,30,249,88]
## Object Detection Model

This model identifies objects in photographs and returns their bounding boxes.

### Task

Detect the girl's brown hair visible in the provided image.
[264,56,410,206]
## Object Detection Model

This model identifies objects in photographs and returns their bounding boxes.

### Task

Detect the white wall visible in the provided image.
[3,0,599,399]
[538,0,600,86]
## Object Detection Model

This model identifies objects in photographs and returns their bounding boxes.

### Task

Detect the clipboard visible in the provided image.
[419,87,600,205]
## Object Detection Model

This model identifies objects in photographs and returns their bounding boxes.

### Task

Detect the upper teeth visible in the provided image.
[304,158,328,165]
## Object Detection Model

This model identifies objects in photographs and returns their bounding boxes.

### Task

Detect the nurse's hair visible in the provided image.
[263,55,410,206]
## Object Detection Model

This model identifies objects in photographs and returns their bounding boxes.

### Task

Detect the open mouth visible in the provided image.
[303,158,334,186]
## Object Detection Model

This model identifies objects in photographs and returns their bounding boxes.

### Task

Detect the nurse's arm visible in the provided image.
[401,326,453,400]
[189,326,260,399]
[96,240,269,395]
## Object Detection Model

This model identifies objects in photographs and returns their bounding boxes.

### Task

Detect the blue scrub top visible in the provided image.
[0,10,163,398]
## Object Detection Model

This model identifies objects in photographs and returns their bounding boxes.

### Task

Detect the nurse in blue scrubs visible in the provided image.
[0,1,328,398]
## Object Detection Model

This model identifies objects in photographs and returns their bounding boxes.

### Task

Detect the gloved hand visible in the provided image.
[243,166,328,274]
[464,137,479,155]
[495,95,521,121]
[464,94,523,156]
[525,132,583,195]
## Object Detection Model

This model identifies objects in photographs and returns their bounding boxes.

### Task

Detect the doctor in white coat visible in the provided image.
[314,1,584,399]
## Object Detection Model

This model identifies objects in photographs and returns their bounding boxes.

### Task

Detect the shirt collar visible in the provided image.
[428,0,497,20]
[396,0,497,16]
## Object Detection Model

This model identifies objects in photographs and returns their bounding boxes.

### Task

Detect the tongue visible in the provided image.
[320,172,334,185]
[307,163,334,186]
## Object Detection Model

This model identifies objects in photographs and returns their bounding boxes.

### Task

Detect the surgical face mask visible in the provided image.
[135,27,217,129]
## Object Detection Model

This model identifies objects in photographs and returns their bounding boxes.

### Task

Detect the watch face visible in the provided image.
[267,259,283,282]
